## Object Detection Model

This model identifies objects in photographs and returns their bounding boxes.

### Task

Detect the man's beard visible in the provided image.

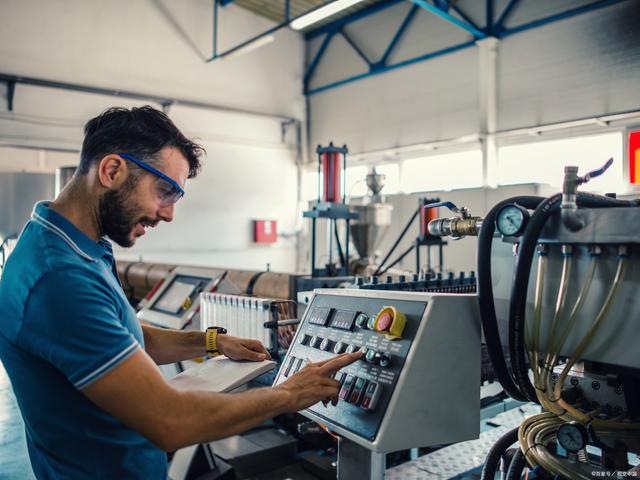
[99,181,140,248]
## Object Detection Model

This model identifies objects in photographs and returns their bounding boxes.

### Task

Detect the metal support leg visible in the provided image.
[6,80,15,111]
[415,243,420,274]
[337,438,385,480]
[345,218,351,275]
[311,217,317,276]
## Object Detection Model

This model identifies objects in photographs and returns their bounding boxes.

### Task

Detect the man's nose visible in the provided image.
[158,203,175,222]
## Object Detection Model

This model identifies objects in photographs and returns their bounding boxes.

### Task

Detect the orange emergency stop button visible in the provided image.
[373,306,406,339]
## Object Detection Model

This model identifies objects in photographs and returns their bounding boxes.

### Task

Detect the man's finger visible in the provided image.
[312,353,349,368]
[317,352,362,374]
[247,340,272,360]
[243,349,268,361]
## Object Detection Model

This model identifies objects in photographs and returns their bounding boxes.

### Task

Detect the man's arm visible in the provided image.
[83,348,362,451]
[142,324,271,365]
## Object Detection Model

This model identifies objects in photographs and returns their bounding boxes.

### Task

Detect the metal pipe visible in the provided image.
[0,73,298,122]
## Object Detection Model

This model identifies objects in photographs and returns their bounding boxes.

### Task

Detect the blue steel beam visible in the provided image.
[218,0,234,5]
[486,0,494,35]
[306,0,406,41]
[340,28,373,67]
[212,0,218,57]
[494,0,522,32]
[306,40,476,96]
[376,4,420,69]
[304,31,336,84]
[411,0,486,38]
[448,2,483,33]
[499,0,630,38]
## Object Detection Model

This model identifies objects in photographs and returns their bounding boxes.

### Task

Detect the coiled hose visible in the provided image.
[477,196,545,402]
[505,448,527,480]
[480,426,519,480]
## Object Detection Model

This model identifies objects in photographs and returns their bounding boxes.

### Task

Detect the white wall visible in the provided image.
[0,0,306,272]
[308,0,640,154]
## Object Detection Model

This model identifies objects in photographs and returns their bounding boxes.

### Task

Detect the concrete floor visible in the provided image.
[0,361,35,479]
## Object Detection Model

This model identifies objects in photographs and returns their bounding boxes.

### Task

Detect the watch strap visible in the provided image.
[205,327,227,356]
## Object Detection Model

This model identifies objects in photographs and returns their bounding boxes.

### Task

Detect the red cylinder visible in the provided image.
[421,205,439,237]
[321,152,343,203]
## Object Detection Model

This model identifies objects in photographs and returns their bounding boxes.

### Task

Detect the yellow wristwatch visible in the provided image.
[205,327,227,356]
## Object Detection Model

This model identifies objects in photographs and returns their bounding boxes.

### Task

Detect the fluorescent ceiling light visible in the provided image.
[224,34,275,59]
[290,0,366,31]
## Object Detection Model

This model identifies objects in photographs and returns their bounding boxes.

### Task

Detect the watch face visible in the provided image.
[557,423,588,452]
[496,205,526,236]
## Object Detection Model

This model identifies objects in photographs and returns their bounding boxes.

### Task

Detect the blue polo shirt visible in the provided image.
[0,202,167,479]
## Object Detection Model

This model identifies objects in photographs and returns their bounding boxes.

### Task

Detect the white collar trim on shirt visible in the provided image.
[31,212,96,263]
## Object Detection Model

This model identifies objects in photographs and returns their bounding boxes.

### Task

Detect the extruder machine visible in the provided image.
[427,159,640,479]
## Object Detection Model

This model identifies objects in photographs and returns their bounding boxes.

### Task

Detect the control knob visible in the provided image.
[320,338,332,351]
[334,341,346,354]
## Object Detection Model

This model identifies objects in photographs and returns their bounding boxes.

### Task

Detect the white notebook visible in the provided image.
[168,356,277,393]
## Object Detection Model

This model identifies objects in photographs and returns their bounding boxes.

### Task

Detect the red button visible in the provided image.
[376,312,392,331]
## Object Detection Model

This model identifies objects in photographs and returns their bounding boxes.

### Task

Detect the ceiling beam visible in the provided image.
[305,0,406,40]
[411,0,487,38]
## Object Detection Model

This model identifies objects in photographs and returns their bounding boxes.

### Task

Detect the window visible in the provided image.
[401,151,483,193]
[375,163,400,195]
[497,133,624,193]
[345,165,368,198]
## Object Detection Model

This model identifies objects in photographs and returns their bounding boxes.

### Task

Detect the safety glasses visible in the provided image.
[119,153,185,206]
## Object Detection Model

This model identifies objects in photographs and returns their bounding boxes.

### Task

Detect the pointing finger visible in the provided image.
[317,352,363,375]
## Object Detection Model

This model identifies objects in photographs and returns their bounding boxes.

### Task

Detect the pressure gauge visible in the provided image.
[496,203,530,237]
[557,421,589,453]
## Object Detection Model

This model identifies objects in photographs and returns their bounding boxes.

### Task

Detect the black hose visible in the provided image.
[480,426,519,480]
[334,221,346,268]
[508,192,640,403]
[509,194,562,402]
[505,448,527,480]
[477,195,545,402]
[377,244,415,276]
[375,206,420,275]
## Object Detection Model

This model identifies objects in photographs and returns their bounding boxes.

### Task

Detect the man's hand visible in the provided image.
[217,334,272,361]
[275,352,363,412]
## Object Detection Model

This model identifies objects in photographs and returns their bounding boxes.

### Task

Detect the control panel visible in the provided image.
[274,289,481,453]
[137,266,240,330]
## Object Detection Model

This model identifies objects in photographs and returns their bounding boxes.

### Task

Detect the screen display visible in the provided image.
[330,310,357,331]
[151,275,208,316]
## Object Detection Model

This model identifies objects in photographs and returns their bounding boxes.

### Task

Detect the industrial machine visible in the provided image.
[348,168,393,276]
[136,266,239,330]
[425,159,640,479]
[273,289,481,479]
[303,143,357,280]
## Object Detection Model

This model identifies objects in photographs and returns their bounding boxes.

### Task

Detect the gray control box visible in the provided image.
[273,289,481,453]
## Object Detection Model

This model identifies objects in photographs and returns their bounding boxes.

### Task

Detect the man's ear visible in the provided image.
[97,154,128,189]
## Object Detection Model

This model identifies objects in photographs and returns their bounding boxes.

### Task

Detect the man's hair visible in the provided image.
[78,106,204,178]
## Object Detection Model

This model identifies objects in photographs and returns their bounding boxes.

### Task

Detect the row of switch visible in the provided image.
[279,356,381,411]
[299,334,392,367]
[335,372,380,411]
[281,355,307,378]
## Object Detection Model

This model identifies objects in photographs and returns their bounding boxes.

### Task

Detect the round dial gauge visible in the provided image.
[557,422,589,453]
[496,204,530,237]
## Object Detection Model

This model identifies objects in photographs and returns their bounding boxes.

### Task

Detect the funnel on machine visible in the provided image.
[349,168,393,262]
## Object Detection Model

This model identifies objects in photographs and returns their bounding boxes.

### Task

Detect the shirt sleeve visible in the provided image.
[19,267,140,390]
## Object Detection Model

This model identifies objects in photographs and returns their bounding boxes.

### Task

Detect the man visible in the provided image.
[0,106,361,479]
